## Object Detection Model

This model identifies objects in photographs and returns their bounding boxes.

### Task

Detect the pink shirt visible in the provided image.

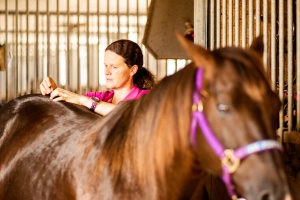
[85,85,149,103]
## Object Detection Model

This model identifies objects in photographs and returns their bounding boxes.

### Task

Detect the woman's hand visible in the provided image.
[50,88,86,106]
[40,77,57,95]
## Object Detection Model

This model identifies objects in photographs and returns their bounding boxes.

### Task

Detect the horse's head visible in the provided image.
[177,34,292,200]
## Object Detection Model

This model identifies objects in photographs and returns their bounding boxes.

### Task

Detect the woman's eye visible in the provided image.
[217,103,230,112]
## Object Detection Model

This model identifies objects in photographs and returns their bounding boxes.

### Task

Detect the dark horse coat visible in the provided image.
[0,35,292,200]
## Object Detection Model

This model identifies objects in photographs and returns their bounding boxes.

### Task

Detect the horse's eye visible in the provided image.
[217,103,230,112]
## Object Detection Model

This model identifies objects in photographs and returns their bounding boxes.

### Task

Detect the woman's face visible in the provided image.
[104,50,136,90]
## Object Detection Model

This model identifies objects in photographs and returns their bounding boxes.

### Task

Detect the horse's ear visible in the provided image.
[250,35,264,58]
[176,32,213,67]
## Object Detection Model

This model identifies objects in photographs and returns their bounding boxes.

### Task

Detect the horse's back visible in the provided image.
[0,94,102,199]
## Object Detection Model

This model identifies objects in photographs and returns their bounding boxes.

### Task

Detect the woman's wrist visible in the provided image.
[89,97,100,111]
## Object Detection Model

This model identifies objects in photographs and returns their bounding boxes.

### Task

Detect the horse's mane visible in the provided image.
[80,64,198,198]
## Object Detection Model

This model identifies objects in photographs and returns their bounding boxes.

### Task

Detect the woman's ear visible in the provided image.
[130,65,138,76]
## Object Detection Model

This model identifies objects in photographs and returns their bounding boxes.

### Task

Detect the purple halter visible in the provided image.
[190,68,282,200]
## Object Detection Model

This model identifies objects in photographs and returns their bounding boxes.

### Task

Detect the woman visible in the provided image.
[40,39,156,116]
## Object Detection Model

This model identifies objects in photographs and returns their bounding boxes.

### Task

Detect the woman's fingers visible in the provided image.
[50,88,81,105]
[40,77,57,95]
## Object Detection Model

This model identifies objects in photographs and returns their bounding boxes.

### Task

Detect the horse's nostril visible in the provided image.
[259,190,271,200]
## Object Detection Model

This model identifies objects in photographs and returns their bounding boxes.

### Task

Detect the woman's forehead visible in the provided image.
[104,50,126,65]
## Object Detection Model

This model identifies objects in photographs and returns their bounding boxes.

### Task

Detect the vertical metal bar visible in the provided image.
[256,0,260,36]
[117,0,120,39]
[56,0,60,86]
[194,0,207,46]
[263,0,268,68]
[20,13,23,94]
[26,0,29,94]
[278,0,285,140]
[35,0,39,93]
[297,0,300,131]
[210,0,215,49]
[77,0,80,92]
[106,0,110,45]
[67,0,70,89]
[127,0,129,38]
[5,0,8,101]
[248,0,253,43]
[222,0,226,46]
[15,0,19,97]
[235,0,239,46]
[216,0,220,48]
[271,0,276,90]
[287,0,293,131]
[228,0,232,46]
[136,0,140,42]
[241,0,246,47]
[97,0,100,89]
[87,0,90,90]
[47,0,50,76]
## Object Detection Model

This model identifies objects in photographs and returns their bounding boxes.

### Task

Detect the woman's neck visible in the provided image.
[112,84,134,104]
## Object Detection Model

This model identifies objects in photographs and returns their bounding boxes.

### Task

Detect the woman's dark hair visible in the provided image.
[105,39,156,90]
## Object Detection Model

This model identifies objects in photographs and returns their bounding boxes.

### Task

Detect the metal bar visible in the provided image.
[287,0,293,131]
[56,0,60,86]
[235,0,239,46]
[15,0,19,97]
[0,10,149,16]
[127,0,129,38]
[26,0,29,94]
[248,0,253,43]
[87,0,90,90]
[77,0,80,93]
[278,0,285,138]
[210,0,215,49]
[5,0,8,101]
[216,0,220,48]
[117,0,120,39]
[255,0,260,36]
[137,0,140,42]
[67,0,70,89]
[97,0,100,90]
[263,0,268,68]
[35,0,39,93]
[106,0,110,45]
[297,0,300,131]
[228,0,232,46]
[241,0,246,47]
[271,0,276,90]
[222,0,226,46]
[47,0,50,76]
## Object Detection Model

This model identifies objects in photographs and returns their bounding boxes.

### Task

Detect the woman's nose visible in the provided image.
[105,66,111,74]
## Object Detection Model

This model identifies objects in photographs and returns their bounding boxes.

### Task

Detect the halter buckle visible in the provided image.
[221,149,240,174]
[192,101,203,112]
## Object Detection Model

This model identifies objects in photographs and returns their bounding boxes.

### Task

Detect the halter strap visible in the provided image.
[190,68,282,199]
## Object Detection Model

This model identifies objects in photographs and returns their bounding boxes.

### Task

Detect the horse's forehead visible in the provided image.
[211,58,268,103]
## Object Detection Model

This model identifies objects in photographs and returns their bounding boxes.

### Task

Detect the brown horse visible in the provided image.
[0,35,293,200]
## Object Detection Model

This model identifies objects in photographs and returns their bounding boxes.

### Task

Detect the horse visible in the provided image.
[0,34,293,200]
